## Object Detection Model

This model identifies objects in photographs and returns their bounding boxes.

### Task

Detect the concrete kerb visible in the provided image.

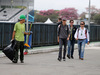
[0,42,100,58]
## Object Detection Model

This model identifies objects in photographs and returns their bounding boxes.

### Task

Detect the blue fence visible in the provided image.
[0,22,100,49]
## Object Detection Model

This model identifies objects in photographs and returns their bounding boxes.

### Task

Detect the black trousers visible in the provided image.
[14,41,24,61]
[58,38,67,59]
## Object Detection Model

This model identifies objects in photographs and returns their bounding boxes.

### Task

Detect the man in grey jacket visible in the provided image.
[57,18,70,61]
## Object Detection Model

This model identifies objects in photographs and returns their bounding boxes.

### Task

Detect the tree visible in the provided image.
[34,14,48,22]
[36,9,59,22]
[59,8,78,20]
[39,9,56,16]
[34,8,79,22]
[79,12,86,20]
[93,14,100,25]
[86,6,100,20]
[86,6,100,14]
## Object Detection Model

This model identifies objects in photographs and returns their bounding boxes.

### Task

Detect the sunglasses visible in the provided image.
[80,24,84,25]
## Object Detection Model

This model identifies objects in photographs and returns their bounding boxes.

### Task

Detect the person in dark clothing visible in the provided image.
[57,17,62,25]
[57,18,70,61]
[67,20,77,59]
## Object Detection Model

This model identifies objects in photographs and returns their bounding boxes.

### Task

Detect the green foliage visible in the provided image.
[93,14,100,24]
[34,14,48,22]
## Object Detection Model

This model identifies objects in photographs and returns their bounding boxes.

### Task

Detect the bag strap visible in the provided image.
[77,28,87,38]
[59,25,69,33]
[58,25,61,33]
[85,28,87,38]
[77,28,80,38]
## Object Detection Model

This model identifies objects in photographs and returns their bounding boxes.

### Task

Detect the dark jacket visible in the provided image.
[69,25,77,41]
[57,21,62,26]
[57,24,70,39]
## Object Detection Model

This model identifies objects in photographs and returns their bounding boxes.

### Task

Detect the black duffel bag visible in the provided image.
[2,40,17,61]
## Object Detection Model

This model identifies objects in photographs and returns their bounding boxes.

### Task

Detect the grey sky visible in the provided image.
[34,0,100,14]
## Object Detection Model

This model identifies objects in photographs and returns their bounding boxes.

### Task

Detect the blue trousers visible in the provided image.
[67,40,75,56]
[78,39,86,58]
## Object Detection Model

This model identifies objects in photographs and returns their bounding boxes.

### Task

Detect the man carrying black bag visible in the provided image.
[12,15,30,63]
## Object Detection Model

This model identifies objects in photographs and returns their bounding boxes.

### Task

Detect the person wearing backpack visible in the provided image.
[67,20,77,59]
[74,21,90,60]
[57,18,70,61]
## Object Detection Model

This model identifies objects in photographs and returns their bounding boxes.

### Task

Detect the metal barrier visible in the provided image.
[0,22,100,49]
[0,23,58,49]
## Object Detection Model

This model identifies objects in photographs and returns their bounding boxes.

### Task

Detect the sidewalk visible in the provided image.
[0,42,100,58]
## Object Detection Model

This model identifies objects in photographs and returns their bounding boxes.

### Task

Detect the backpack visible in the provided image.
[58,24,69,34]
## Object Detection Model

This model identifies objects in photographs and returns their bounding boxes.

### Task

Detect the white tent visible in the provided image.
[44,18,53,24]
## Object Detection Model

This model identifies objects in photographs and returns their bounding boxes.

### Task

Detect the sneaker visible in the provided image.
[67,55,70,59]
[57,58,61,61]
[63,59,66,61]
[80,58,84,60]
[79,57,81,59]
[21,60,24,63]
[71,56,74,59]
[12,59,17,63]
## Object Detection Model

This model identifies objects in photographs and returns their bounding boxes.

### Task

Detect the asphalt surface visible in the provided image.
[0,46,100,75]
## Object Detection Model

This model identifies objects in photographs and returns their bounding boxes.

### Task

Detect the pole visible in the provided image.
[11,0,13,9]
[88,0,91,32]
[33,0,34,10]
[26,1,29,32]
[0,0,1,8]
[33,0,34,21]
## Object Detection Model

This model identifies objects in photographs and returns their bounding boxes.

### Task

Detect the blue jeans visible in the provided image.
[67,40,75,56]
[78,39,86,58]
[58,38,67,59]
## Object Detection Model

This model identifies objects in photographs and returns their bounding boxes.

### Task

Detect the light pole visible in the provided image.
[26,0,34,31]
[88,0,91,32]
[11,0,13,9]
[26,1,29,32]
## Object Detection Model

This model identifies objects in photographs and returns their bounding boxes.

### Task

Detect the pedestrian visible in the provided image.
[12,15,30,63]
[57,17,70,61]
[57,16,62,25]
[67,20,77,59]
[74,21,90,60]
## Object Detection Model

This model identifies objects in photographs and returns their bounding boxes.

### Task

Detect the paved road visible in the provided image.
[0,46,100,75]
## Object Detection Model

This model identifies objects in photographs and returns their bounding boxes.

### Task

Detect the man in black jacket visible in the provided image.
[67,20,77,59]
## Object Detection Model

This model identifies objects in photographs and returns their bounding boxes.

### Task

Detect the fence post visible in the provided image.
[2,23,4,48]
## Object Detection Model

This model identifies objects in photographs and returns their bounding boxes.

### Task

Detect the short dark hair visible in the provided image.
[70,20,74,23]
[81,21,85,24]
[58,18,62,20]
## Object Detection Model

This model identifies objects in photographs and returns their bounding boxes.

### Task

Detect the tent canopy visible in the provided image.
[44,18,53,24]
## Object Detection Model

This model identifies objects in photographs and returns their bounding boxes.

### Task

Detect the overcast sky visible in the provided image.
[34,0,100,14]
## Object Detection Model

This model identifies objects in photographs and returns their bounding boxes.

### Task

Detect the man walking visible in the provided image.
[74,21,90,60]
[57,18,70,61]
[67,20,77,59]
[12,15,30,63]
